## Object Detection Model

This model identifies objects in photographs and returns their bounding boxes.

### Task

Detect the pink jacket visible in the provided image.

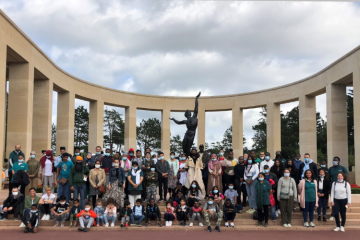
[298,179,318,208]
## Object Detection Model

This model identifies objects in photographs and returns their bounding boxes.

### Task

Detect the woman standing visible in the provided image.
[127,161,144,208]
[222,151,235,193]
[207,154,222,195]
[89,159,105,209]
[178,153,188,194]
[185,149,205,195]
[277,169,297,228]
[108,159,126,208]
[39,150,55,193]
[317,169,330,222]
[271,159,285,214]
[255,172,272,227]
[298,169,318,227]
[244,156,259,214]
[167,152,179,197]
[218,150,226,192]
[331,172,351,232]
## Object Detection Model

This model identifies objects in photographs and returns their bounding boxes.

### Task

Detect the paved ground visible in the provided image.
[0,230,359,239]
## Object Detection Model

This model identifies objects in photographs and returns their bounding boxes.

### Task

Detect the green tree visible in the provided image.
[51,123,56,154]
[103,108,125,153]
[252,108,267,152]
[170,134,183,155]
[137,118,161,153]
[74,106,89,152]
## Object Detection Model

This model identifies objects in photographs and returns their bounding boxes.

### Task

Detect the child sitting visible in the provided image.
[189,201,203,227]
[145,198,162,227]
[210,186,224,209]
[173,190,183,207]
[172,182,183,199]
[176,198,189,226]
[164,201,176,226]
[224,183,243,213]
[104,198,117,227]
[76,201,98,232]
[223,198,236,227]
[69,199,81,228]
[119,201,132,228]
[130,199,145,226]
[22,204,40,233]
[94,199,105,226]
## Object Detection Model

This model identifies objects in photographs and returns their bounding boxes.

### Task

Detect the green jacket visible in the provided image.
[145,171,158,187]
[23,195,41,214]
[69,165,89,186]
[9,151,25,166]
[254,158,262,164]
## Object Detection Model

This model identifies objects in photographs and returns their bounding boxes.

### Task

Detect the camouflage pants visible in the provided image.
[146,185,157,203]
[204,210,223,227]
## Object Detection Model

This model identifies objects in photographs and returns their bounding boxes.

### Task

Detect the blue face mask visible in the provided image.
[170,155,175,159]
[179,157,185,161]
[212,158,217,161]
[321,165,326,168]
[208,201,213,205]
[30,155,36,159]
[96,152,101,155]
[219,152,224,156]
[264,169,269,173]
[258,177,264,181]
[18,160,24,163]
[247,160,252,164]
[150,168,155,172]
[191,184,196,188]
[129,153,133,156]
[265,156,270,161]
[229,186,234,189]
[146,158,149,160]
[213,190,218,193]
[133,167,138,170]
[305,158,309,163]
[244,158,247,161]
[30,210,37,213]
[338,179,344,183]
[75,153,80,156]
[105,153,110,156]
[122,157,127,160]
[159,157,164,160]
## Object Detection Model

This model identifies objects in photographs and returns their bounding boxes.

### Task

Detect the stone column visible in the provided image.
[326,84,348,169]
[89,100,104,152]
[354,68,360,184]
[161,109,170,157]
[125,105,136,151]
[266,102,281,157]
[0,43,6,190]
[56,91,75,154]
[299,95,317,162]
[6,63,34,159]
[32,79,53,156]
[197,108,205,148]
[232,107,243,157]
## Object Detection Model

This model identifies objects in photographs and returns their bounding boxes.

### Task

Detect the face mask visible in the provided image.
[30,155,35,159]
[85,208,90,211]
[333,161,339,166]
[96,152,101,155]
[244,158,247,161]
[304,158,309,163]
[213,190,218,193]
[170,155,175,159]
[284,173,290,177]
[46,156,51,159]
[114,163,119,167]
[219,152,224,156]
[151,168,155,172]
[152,158,157,161]
[321,165,326,168]
[15,151,20,153]
[208,201,213,205]
[179,157,185,161]
[320,175,325,178]
[18,160,24,163]
[95,165,100,168]
[260,157,264,160]
[229,186,234,189]
[133,167,138,170]
[13,192,18,196]
[208,153,211,155]
[122,157,127,160]
[338,179,344,183]
[167,206,171,208]
[159,157,164,160]
[129,153,133,156]
[191,184,196,188]
[75,153,80,156]
[247,160,252,164]
[60,201,66,205]
[30,210,37,213]
[146,158,149,160]
[258,177,264,181]
[265,156,270,161]
[264,169,269,173]
[211,158,217,161]
[105,153,110,156]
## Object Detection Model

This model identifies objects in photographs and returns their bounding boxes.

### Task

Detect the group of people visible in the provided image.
[0,144,352,233]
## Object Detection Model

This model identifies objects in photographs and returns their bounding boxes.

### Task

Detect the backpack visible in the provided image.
[334,181,348,195]
[253,210,258,220]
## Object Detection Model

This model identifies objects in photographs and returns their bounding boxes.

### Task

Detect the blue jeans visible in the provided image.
[245,179,257,209]
[96,215,104,225]
[303,201,315,222]
[130,214,145,224]
[73,185,86,209]
[235,204,243,212]
[271,205,276,220]
[317,197,327,217]
[57,180,70,203]
[104,214,117,224]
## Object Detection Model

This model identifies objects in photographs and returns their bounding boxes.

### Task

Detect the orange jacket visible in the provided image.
[76,210,97,218]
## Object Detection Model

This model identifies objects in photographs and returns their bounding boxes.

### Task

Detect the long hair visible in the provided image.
[190,180,201,194]
[304,169,315,181]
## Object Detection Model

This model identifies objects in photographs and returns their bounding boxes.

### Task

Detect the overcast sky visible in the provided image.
[1,1,358,151]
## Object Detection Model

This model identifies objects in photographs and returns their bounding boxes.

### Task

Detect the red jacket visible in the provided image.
[76,210,97,218]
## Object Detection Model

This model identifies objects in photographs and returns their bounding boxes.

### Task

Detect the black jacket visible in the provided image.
[234,164,246,181]
[13,170,30,186]
[145,204,161,222]
[4,193,25,209]
[119,207,133,218]
[298,162,318,182]
[176,205,190,220]
[223,203,236,213]
[265,172,278,190]
[317,177,331,198]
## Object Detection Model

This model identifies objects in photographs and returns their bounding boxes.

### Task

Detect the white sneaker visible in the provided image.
[310,222,315,227]
[333,227,340,232]
[19,222,25,228]
[287,224,292,228]
[329,217,334,221]
[230,222,234,227]
[105,223,109,227]
[189,222,193,227]
[283,224,288,227]
[199,222,203,226]
[304,222,309,227]
[110,223,114,227]
[277,209,281,214]
[275,212,278,217]
[340,226,345,232]
[165,221,169,227]
[46,214,51,220]
[225,222,229,227]
[41,215,47,221]
[169,221,172,226]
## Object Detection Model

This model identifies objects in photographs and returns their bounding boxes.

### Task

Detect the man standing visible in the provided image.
[8,145,25,196]
[273,150,286,165]
[298,153,318,182]
[133,150,144,166]
[199,144,210,198]
[260,152,274,172]
[70,156,89,209]
[294,154,302,170]
[54,147,72,185]
[251,150,261,166]
[91,146,104,165]
[25,151,40,194]
[56,153,74,203]
[141,152,153,201]
[71,147,81,164]
[155,152,170,202]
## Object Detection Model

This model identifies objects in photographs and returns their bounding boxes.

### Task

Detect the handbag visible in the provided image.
[252,210,258,220]
[58,177,67,185]
[280,178,291,199]
[99,185,106,194]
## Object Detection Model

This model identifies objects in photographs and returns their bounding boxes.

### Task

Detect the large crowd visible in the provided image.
[0,144,352,233]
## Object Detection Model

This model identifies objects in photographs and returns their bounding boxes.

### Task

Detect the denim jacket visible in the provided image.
[108,167,126,184]
[94,206,105,216]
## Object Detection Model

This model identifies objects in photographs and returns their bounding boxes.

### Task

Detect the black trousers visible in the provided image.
[91,195,101,209]
[203,177,208,196]
[235,179,247,206]
[147,212,158,221]
[2,203,22,219]
[164,213,175,221]
[177,211,188,221]
[223,173,235,193]
[334,198,347,227]
[8,171,13,196]
[258,205,269,223]
[39,204,51,214]
[158,176,168,200]
[188,197,197,207]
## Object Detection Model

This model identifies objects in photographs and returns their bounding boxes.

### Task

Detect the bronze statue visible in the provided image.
[170,92,201,157]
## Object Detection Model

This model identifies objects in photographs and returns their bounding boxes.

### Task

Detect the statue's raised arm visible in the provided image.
[169,118,186,125]
[192,91,201,118]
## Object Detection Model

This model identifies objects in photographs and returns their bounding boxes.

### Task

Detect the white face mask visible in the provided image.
[60,201,66,205]
[85,208,90,211]
[167,206,171,208]
[13,192,19,196]
[95,165,100,168]
[260,157,264,160]
[114,163,119,167]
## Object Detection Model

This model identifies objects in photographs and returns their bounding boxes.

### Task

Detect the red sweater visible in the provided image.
[76,210,97,218]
